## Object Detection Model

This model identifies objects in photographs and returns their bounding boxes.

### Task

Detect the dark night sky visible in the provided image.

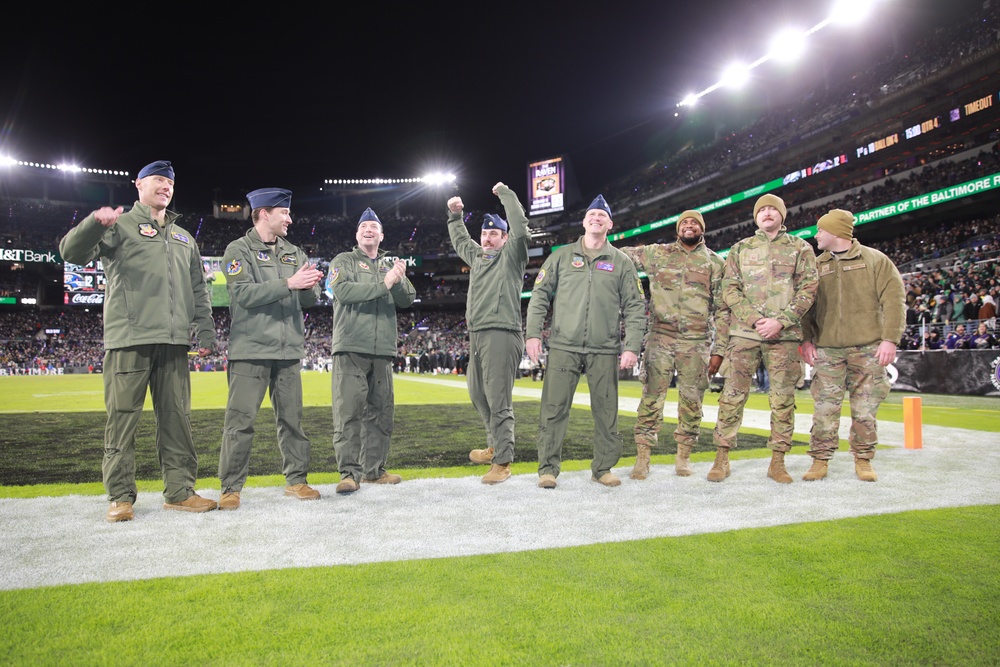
[0,1,975,214]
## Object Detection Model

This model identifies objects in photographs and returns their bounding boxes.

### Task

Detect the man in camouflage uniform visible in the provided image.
[526,194,646,489]
[801,209,905,482]
[620,210,728,479]
[711,194,818,483]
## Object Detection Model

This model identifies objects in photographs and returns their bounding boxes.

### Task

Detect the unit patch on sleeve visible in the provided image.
[227,260,243,276]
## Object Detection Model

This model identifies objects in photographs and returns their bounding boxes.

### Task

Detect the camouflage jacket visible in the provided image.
[723,228,818,342]
[802,240,905,348]
[621,239,729,355]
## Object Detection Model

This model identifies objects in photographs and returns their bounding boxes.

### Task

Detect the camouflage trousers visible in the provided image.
[808,342,890,461]
[634,334,709,450]
[713,338,802,452]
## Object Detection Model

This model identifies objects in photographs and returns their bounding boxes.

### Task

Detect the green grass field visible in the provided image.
[0,372,998,665]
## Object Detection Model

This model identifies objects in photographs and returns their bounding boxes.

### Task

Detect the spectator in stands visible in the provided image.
[327,207,415,494]
[58,160,217,522]
[801,209,905,483]
[952,292,967,323]
[964,293,981,322]
[945,324,970,350]
[217,188,324,511]
[619,209,728,480]
[979,294,997,327]
[711,194,818,484]
[525,194,646,489]
[446,182,530,485]
[933,291,953,324]
[970,322,999,349]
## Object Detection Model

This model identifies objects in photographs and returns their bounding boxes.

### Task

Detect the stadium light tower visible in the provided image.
[676,0,881,107]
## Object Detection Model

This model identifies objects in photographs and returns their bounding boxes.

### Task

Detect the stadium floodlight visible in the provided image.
[0,155,16,167]
[56,163,82,173]
[830,0,874,25]
[769,28,808,64]
[721,62,750,89]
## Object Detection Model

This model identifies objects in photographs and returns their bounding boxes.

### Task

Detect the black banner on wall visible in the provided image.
[891,350,1000,396]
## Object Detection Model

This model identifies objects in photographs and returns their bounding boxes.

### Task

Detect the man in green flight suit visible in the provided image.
[327,207,416,494]
[218,188,325,510]
[446,181,530,485]
[58,160,217,522]
[525,194,647,489]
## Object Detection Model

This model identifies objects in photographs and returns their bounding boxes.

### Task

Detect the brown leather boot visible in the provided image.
[802,459,828,481]
[855,458,878,482]
[767,450,793,484]
[707,448,730,482]
[630,444,651,480]
[482,463,511,485]
[675,444,694,477]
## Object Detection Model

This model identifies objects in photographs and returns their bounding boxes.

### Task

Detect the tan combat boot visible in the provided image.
[675,444,694,477]
[482,463,511,485]
[802,459,828,482]
[630,444,651,480]
[855,458,878,482]
[767,450,793,484]
[706,448,730,482]
[469,447,494,465]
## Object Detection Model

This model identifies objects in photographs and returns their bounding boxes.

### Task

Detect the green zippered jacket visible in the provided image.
[58,201,215,350]
[526,238,646,355]
[223,228,320,360]
[723,228,818,342]
[621,238,730,354]
[802,240,906,348]
[327,246,415,357]
[447,184,530,332]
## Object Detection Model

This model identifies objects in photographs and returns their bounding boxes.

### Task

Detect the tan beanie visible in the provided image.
[677,209,705,231]
[753,194,787,222]
[817,209,855,240]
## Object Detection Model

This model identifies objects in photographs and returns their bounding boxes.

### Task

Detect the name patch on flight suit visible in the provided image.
[842,262,867,272]
[596,261,614,272]
[138,223,158,238]
[227,260,243,276]
[280,254,297,266]
[257,251,271,261]
[171,232,189,243]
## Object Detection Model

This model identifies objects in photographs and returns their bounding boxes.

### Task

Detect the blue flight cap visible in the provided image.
[246,188,293,210]
[587,194,612,218]
[358,207,382,228]
[482,213,508,232]
[137,160,174,180]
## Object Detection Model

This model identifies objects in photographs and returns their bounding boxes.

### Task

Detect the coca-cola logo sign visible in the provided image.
[71,293,105,305]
